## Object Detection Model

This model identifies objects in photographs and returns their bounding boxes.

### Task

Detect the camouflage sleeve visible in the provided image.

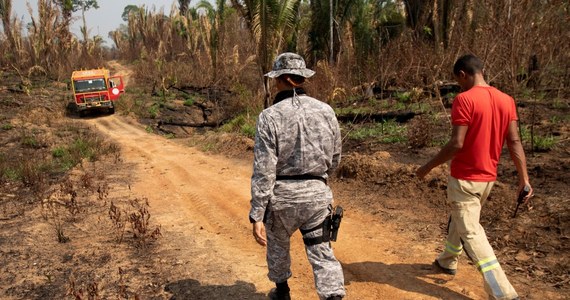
[249,112,278,222]
[329,112,342,175]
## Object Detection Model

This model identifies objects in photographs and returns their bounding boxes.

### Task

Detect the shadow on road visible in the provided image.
[64,101,114,120]
[343,261,473,299]
[164,279,267,300]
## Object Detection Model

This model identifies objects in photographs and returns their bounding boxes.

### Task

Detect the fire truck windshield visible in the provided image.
[73,78,107,93]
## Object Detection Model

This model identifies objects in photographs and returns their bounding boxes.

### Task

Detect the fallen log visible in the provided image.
[157,120,219,128]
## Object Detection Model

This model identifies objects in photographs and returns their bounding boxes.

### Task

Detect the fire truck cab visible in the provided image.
[71,69,124,116]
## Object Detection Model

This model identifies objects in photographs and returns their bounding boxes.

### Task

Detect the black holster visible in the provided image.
[300,206,343,246]
[330,206,343,242]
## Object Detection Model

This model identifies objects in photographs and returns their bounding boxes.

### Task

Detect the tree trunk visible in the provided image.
[403,0,430,37]
[442,0,456,49]
[432,0,441,53]
[329,0,334,65]
[462,0,475,48]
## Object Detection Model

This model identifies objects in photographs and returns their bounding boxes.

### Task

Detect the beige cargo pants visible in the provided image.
[436,176,518,300]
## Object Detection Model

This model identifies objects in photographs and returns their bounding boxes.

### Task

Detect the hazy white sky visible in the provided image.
[11,1,193,46]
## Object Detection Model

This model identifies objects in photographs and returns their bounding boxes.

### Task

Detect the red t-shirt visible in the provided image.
[450,86,518,181]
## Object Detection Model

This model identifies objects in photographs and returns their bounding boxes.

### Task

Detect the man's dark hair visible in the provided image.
[453,54,484,76]
[278,74,306,87]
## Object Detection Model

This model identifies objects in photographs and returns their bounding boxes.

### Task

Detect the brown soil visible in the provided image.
[0,65,568,300]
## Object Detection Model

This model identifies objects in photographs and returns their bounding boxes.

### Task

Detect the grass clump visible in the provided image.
[52,147,66,158]
[21,135,41,149]
[219,113,257,139]
[347,120,407,144]
[183,97,195,107]
[148,104,160,119]
[533,135,557,152]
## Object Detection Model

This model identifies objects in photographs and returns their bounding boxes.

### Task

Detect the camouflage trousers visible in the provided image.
[437,177,518,300]
[265,202,345,299]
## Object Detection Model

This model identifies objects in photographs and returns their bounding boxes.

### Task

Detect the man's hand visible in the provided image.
[518,183,534,204]
[416,125,467,180]
[416,164,432,180]
[252,222,267,246]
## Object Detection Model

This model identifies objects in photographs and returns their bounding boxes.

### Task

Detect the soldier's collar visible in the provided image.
[273,88,306,105]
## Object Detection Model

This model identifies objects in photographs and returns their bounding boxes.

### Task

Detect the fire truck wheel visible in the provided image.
[78,110,86,118]
[109,106,115,114]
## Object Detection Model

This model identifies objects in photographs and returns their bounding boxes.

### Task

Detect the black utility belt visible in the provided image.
[276,174,327,185]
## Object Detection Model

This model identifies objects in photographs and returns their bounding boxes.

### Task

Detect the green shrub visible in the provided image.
[240,123,256,139]
[52,147,67,158]
[148,104,159,119]
[220,113,257,139]
[380,120,407,143]
[348,120,407,144]
[70,138,96,160]
[183,98,195,106]
[533,135,557,152]
[2,167,20,181]
[395,91,411,103]
[1,123,13,130]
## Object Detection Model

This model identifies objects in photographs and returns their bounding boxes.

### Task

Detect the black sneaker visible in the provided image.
[268,288,291,300]
[433,260,457,275]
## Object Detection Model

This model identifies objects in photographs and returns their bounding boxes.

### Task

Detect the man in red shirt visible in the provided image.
[416,54,533,300]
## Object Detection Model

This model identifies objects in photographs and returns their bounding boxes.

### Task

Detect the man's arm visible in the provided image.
[250,113,277,246]
[250,114,277,221]
[416,125,468,179]
[329,116,342,174]
[506,120,533,199]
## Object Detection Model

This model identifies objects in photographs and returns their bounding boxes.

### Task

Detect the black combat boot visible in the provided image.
[268,281,290,300]
[326,296,342,300]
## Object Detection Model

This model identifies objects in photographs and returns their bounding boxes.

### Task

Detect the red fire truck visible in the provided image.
[71,69,124,116]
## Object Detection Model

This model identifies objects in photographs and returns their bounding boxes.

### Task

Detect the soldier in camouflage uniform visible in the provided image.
[249,52,345,300]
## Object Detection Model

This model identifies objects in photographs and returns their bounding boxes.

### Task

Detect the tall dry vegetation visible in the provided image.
[0,0,106,81]
[1,1,568,108]
[110,4,258,105]
[107,1,568,111]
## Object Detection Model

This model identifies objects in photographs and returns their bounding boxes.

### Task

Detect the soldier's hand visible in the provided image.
[253,222,267,246]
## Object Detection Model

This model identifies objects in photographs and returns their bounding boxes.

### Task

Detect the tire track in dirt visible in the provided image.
[84,114,498,299]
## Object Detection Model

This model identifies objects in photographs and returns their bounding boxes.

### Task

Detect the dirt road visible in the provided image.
[85,115,493,300]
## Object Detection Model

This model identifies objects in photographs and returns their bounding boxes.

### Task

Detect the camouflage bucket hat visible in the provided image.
[264,52,315,78]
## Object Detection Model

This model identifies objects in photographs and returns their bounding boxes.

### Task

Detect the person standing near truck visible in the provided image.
[416,54,533,300]
[249,52,345,300]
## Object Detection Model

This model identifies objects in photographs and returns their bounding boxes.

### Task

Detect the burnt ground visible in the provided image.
[0,72,568,299]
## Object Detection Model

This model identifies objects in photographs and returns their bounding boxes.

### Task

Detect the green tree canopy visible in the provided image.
[121,4,141,22]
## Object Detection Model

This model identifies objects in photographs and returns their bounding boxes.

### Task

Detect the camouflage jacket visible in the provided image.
[249,90,342,222]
